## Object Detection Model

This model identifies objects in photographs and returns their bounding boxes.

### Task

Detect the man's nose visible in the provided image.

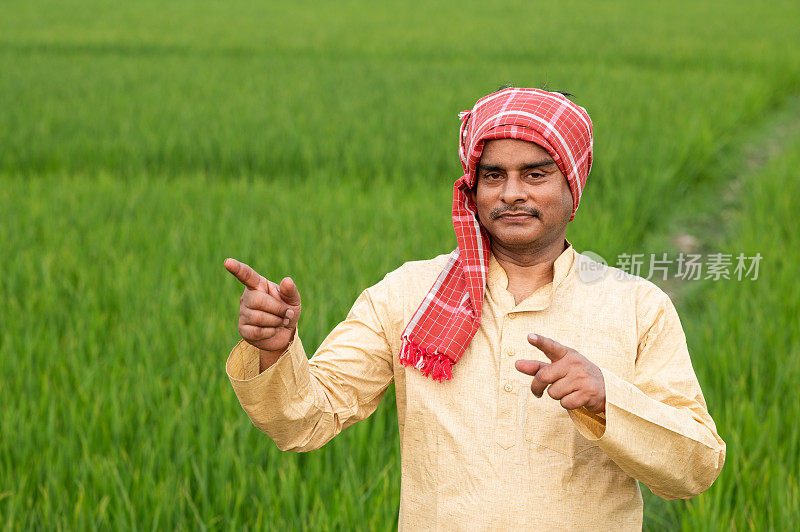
[500,175,527,204]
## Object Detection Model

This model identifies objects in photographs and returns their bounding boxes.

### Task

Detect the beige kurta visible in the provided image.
[226,242,725,530]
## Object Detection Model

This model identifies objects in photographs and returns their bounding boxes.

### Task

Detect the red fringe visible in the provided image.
[400,340,454,382]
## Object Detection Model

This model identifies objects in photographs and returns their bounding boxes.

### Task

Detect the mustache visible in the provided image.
[490,207,540,220]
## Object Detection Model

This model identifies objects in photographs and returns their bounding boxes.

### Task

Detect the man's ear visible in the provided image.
[467,185,484,225]
[467,185,476,204]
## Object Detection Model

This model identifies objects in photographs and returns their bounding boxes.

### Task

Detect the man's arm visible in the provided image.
[516,287,725,500]
[568,289,726,500]
[224,259,396,452]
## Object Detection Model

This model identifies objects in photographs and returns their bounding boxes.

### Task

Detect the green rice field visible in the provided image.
[1,0,799,529]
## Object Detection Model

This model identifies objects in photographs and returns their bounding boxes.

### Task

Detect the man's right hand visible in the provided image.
[224,258,302,360]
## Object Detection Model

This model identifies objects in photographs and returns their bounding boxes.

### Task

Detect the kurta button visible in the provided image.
[508,313,517,319]
[505,349,514,357]
[504,383,513,392]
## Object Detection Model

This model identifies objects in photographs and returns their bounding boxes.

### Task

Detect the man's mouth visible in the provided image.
[495,211,538,221]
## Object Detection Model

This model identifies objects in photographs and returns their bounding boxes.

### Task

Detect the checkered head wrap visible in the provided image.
[399,87,593,381]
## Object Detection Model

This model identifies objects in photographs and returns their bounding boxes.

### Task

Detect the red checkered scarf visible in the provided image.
[399,88,593,381]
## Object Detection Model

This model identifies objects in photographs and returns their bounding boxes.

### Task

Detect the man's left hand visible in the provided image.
[514,333,606,414]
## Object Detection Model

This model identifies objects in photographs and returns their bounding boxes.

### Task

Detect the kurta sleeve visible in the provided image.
[225,278,396,452]
[568,286,726,500]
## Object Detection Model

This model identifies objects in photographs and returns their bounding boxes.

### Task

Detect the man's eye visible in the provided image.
[527,173,545,179]
[483,173,502,180]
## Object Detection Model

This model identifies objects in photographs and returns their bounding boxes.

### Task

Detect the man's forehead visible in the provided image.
[478,138,555,166]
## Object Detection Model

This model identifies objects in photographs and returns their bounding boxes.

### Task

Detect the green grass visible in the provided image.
[2,0,800,529]
[0,177,448,529]
[640,128,800,531]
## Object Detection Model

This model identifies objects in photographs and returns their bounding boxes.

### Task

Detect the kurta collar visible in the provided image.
[486,238,576,312]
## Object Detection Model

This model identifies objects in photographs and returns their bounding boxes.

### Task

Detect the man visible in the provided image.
[224,87,725,530]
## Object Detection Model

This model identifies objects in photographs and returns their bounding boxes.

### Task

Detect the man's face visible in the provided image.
[470,138,573,251]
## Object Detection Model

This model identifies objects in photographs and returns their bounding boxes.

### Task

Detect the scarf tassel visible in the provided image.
[399,341,454,382]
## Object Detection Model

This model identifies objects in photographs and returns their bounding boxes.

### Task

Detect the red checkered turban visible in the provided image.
[399,87,594,381]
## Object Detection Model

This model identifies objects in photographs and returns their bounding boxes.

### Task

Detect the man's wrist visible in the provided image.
[257,329,297,372]
[258,346,288,372]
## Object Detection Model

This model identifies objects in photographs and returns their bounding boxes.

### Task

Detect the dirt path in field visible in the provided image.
[650,92,800,301]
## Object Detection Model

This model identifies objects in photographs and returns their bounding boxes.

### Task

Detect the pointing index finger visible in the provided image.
[224,258,265,291]
[515,359,549,376]
[528,333,570,362]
